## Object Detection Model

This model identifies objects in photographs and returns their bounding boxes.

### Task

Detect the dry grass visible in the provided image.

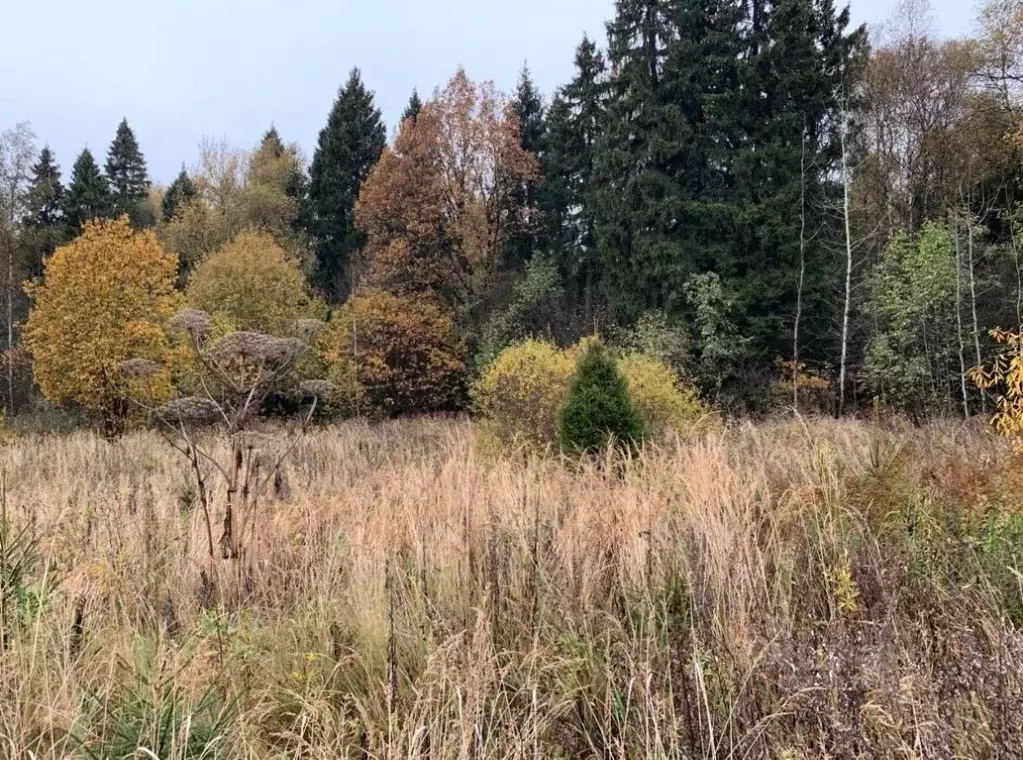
[0,416,1021,758]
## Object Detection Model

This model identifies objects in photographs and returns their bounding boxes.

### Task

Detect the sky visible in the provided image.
[0,0,977,186]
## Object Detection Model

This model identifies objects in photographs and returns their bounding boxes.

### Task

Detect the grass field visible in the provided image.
[0,417,1022,758]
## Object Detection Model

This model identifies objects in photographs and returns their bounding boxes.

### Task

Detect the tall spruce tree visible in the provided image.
[64,148,112,232]
[727,0,865,362]
[162,165,197,222]
[507,65,547,267]
[307,68,386,301]
[22,146,65,275]
[105,119,151,227]
[401,89,423,125]
[542,36,607,318]
[593,0,744,322]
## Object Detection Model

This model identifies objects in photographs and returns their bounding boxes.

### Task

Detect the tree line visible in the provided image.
[1,0,1022,422]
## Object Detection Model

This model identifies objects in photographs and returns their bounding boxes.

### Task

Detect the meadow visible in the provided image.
[1,416,1022,758]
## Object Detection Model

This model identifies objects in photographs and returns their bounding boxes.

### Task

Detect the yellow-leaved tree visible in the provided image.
[971,328,1023,448]
[24,216,182,434]
[186,231,322,335]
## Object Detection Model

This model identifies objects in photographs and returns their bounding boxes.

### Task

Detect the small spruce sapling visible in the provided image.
[558,339,644,453]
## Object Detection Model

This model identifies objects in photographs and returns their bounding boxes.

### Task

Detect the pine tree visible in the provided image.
[307,68,386,301]
[22,146,65,275]
[506,65,547,267]
[542,36,607,318]
[64,148,112,232]
[401,89,423,125]
[162,166,197,222]
[105,119,151,227]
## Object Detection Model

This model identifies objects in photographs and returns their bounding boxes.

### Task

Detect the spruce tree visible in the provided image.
[105,119,151,227]
[64,148,112,232]
[22,146,66,276]
[162,166,197,222]
[558,339,644,453]
[401,89,423,125]
[307,68,386,301]
[506,65,547,267]
[542,36,607,318]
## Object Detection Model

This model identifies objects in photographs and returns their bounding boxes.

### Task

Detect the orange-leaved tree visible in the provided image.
[320,291,466,417]
[24,216,182,433]
[355,68,540,330]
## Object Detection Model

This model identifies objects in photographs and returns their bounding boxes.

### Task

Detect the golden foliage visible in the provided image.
[186,232,321,335]
[356,68,540,322]
[24,217,182,426]
[320,291,466,417]
[971,328,1023,448]
[619,353,711,439]
[471,339,576,450]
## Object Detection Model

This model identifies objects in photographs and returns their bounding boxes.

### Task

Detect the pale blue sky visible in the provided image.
[0,0,975,185]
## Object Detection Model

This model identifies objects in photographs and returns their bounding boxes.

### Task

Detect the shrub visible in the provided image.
[186,231,322,335]
[321,292,466,417]
[23,217,181,434]
[558,340,644,453]
[471,339,575,450]
[618,353,708,439]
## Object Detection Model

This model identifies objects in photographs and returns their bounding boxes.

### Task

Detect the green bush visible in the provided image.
[558,340,644,453]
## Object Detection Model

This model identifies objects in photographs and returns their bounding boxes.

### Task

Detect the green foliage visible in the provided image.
[73,634,235,759]
[613,309,690,376]
[0,494,42,650]
[684,272,747,401]
[476,255,565,368]
[64,148,112,231]
[401,89,423,125]
[558,340,643,453]
[105,119,151,228]
[307,68,386,301]
[863,224,959,415]
[162,166,197,222]
[21,145,66,277]
[472,339,576,450]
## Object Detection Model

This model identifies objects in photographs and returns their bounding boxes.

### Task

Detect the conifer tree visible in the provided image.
[542,36,607,318]
[161,166,197,222]
[401,89,423,125]
[64,148,112,232]
[307,68,386,301]
[507,65,547,267]
[22,146,65,275]
[105,119,151,227]
[593,0,744,322]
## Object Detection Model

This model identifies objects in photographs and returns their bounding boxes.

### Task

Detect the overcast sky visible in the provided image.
[0,0,978,185]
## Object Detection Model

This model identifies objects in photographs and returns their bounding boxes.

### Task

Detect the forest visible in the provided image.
[3,0,1023,757]
[0,0,1019,430]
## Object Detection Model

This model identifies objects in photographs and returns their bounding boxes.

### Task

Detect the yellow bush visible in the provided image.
[471,340,576,450]
[619,353,710,439]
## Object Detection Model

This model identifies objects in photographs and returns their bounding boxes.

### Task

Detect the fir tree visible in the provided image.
[22,146,66,276]
[542,36,607,318]
[593,0,744,323]
[307,68,386,301]
[64,148,112,232]
[162,166,197,222]
[401,89,423,125]
[105,119,151,227]
[506,65,547,267]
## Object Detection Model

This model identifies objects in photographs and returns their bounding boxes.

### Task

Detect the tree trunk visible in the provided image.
[965,212,984,413]
[793,128,808,412]
[954,219,969,418]
[839,114,854,416]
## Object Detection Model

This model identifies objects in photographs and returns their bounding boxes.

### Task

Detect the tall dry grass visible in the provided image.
[0,416,1021,758]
